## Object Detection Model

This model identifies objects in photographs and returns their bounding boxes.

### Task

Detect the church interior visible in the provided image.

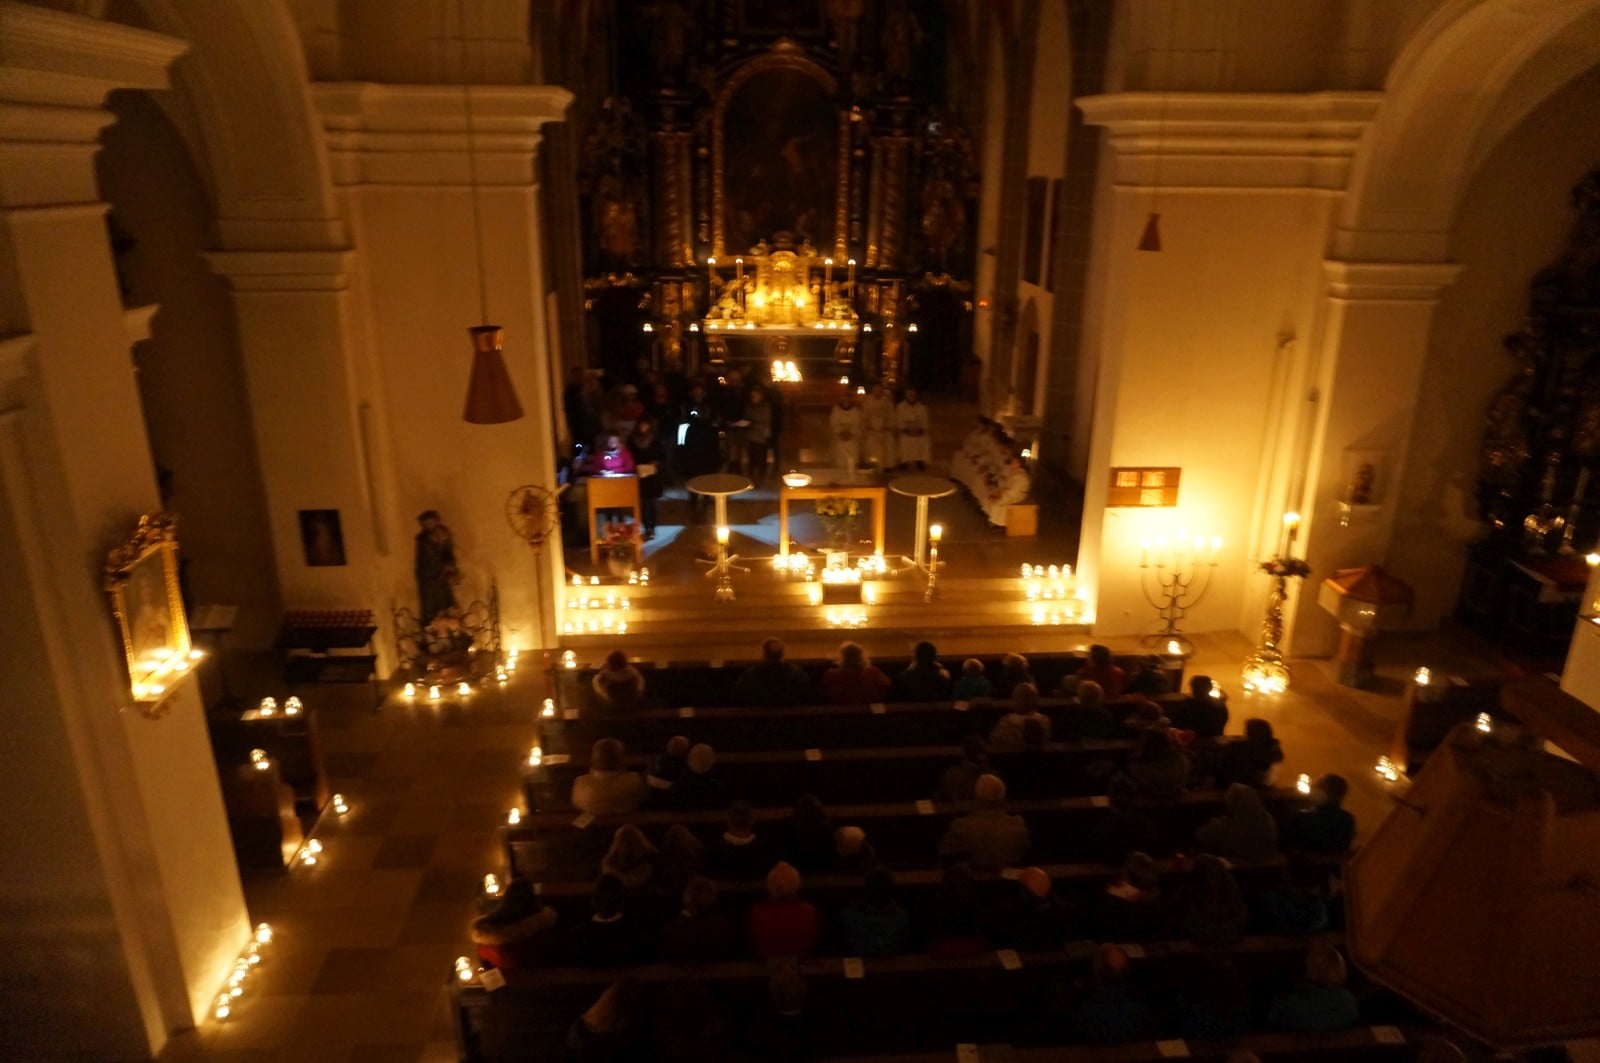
[5,1,1600,1060]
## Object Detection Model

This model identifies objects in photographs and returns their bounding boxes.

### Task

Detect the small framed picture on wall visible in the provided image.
[299,509,347,567]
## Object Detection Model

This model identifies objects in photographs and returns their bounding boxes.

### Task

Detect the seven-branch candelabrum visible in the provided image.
[1139,534,1222,652]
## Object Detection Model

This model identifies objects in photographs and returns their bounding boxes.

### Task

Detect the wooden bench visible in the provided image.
[505,788,1309,880]
[567,693,1191,751]
[452,932,1379,1061]
[560,651,1186,712]
[525,737,1139,809]
[502,853,1343,931]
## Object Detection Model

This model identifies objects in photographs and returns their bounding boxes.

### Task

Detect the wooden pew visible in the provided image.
[504,788,1309,881]
[562,650,1186,712]
[566,692,1191,751]
[524,737,1138,809]
[451,932,1365,1062]
[502,853,1342,933]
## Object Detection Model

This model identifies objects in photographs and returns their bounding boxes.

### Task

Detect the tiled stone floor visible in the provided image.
[153,621,1499,1062]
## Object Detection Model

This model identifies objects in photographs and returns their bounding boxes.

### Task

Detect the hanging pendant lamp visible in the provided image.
[456,26,523,425]
[1137,212,1162,252]
[464,325,524,423]
[1138,9,1174,253]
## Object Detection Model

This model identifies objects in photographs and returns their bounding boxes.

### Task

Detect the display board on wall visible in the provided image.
[1107,467,1181,507]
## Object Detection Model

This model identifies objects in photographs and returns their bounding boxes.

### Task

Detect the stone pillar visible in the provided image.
[1074,91,1379,641]
[312,82,572,656]
[1288,261,1461,656]
[0,5,248,1055]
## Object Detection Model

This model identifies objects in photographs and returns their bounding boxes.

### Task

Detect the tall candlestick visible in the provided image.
[847,258,856,302]
[736,258,744,312]
[708,256,716,292]
[824,258,833,310]
[1280,512,1301,556]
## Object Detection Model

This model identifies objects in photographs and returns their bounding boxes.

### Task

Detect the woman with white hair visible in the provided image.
[937,773,1030,870]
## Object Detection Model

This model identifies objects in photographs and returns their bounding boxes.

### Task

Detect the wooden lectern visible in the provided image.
[586,474,641,563]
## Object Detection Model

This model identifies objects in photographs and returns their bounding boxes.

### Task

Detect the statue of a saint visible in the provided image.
[414,510,460,623]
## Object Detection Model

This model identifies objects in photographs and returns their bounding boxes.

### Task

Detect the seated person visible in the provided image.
[1259,852,1334,934]
[937,773,1029,870]
[1195,782,1279,862]
[657,877,737,964]
[1000,718,1052,800]
[1086,774,1163,863]
[818,641,892,705]
[988,682,1052,751]
[645,735,691,793]
[1217,717,1285,787]
[1176,956,1253,1040]
[993,653,1036,698]
[917,865,993,958]
[1069,643,1127,698]
[832,825,877,876]
[1268,943,1361,1033]
[840,868,912,957]
[743,964,814,1063]
[571,738,647,814]
[731,638,811,706]
[707,801,777,881]
[748,862,821,959]
[657,823,705,891]
[1280,773,1356,853]
[894,640,952,701]
[951,657,994,701]
[1058,679,1117,740]
[935,735,991,803]
[599,824,658,889]
[667,742,730,810]
[1056,944,1152,1043]
[996,866,1077,951]
[1098,851,1169,940]
[1125,654,1171,696]
[1121,726,1190,800]
[471,877,559,970]
[1170,674,1228,738]
[592,649,645,711]
[566,874,639,968]
[782,794,834,874]
[1177,853,1250,945]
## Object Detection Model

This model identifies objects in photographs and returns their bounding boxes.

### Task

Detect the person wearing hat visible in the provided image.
[998,867,1077,951]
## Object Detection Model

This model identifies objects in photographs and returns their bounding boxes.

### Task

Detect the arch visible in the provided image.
[1335,0,1600,262]
[113,0,345,250]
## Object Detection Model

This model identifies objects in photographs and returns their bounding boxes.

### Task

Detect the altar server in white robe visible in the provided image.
[895,387,932,469]
[862,383,896,467]
[830,392,864,480]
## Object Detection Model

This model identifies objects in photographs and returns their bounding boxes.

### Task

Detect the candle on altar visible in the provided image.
[707,256,716,291]
[735,258,745,311]
[847,258,856,301]
[824,258,833,308]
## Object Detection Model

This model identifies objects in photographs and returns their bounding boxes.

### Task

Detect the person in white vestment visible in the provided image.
[830,393,863,479]
[894,387,931,469]
[861,383,896,468]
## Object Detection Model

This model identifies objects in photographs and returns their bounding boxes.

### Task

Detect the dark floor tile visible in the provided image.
[348,1045,425,1063]
[324,751,382,777]
[396,902,478,946]
[373,834,439,870]
[413,866,484,904]
[447,800,503,832]
[310,946,391,994]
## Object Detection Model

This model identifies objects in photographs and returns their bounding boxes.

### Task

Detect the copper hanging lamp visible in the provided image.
[457,44,523,425]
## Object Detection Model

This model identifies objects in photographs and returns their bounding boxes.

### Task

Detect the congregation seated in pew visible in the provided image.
[473,634,1386,1063]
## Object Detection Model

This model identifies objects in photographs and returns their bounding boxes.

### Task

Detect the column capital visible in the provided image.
[312,82,572,187]
[0,3,186,208]
[204,249,356,292]
[1321,260,1463,302]
[1076,91,1382,191]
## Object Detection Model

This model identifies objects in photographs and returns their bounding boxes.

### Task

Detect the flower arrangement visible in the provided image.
[423,608,474,656]
[602,520,643,547]
[1259,557,1312,579]
[815,496,860,549]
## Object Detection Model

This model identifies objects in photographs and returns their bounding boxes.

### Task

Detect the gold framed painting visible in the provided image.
[104,512,201,715]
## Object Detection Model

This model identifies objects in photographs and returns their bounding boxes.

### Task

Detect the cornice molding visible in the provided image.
[312,82,573,187]
[1321,260,1463,302]
[0,2,187,106]
[204,249,357,293]
[1077,91,1383,191]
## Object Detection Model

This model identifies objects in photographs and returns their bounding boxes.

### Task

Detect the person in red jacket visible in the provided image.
[748,861,820,959]
[1071,643,1127,698]
[818,641,892,705]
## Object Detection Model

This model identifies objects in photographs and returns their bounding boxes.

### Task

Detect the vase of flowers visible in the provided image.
[601,520,642,577]
[815,496,860,551]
